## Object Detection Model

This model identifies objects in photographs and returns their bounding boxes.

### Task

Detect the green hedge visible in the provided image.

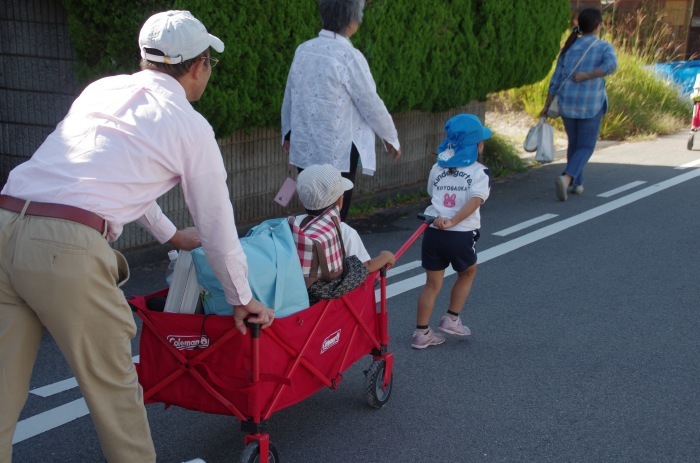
[61,0,569,137]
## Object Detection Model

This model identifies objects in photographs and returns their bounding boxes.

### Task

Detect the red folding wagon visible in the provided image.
[128,218,432,463]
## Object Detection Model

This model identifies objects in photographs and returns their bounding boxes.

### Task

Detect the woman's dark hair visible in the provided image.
[139,48,209,79]
[319,0,365,34]
[560,8,603,56]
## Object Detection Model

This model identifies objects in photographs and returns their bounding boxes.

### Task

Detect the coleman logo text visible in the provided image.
[321,329,341,354]
[167,335,210,351]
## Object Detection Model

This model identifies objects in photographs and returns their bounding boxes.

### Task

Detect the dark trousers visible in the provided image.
[297,144,359,221]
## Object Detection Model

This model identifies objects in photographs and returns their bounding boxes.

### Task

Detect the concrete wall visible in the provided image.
[109,105,484,252]
[0,0,484,255]
[1,0,78,184]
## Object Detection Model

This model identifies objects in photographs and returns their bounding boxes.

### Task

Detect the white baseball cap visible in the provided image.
[296,164,354,211]
[139,10,224,64]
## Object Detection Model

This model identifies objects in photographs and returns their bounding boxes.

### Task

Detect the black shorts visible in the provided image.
[421,227,480,272]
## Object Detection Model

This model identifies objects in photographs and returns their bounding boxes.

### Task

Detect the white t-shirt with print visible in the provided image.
[424,162,491,232]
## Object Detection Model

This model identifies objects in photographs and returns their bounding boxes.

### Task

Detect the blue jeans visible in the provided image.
[561,104,605,186]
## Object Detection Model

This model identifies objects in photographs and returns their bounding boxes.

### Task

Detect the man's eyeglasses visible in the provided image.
[201,56,219,68]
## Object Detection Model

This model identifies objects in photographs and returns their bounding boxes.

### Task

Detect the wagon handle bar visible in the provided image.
[244,318,261,338]
[388,214,436,266]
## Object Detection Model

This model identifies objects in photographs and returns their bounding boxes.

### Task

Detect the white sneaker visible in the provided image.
[571,185,584,195]
[555,175,568,201]
[438,315,471,336]
[411,327,446,349]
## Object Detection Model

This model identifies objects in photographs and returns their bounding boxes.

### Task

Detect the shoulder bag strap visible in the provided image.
[300,214,314,228]
[331,216,348,273]
[309,238,330,282]
[556,39,598,93]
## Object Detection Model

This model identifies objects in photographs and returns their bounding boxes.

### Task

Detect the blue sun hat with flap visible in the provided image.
[437,114,492,168]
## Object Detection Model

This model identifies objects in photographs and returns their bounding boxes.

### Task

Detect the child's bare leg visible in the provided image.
[447,264,477,316]
[416,269,444,326]
[437,264,477,337]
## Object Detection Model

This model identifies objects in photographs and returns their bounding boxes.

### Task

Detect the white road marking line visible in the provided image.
[387,260,422,277]
[18,168,700,443]
[30,378,78,398]
[30,356,140,398]
[597,180,646,198]
[13,399,89,444]
[492,214,558,237]
[381,169,700,300]
[16,356,141,444]
[674,158,700,169]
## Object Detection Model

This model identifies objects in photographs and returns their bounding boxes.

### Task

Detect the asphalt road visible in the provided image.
[11,131,700,462]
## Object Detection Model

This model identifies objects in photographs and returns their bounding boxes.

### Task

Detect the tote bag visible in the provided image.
[191,218,309,317]
[535,119,555,163]
[524,118,546,152]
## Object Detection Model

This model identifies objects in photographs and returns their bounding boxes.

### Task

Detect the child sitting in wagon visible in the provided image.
[290,164,395,303]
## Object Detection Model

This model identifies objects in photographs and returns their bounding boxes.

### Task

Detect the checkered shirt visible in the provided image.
[548,35,617,119]
[288,205,345,280]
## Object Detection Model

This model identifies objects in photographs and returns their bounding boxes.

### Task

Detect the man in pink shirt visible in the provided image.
[0,11,273,463]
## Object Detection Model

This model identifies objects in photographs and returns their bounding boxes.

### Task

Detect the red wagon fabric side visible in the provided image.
[135,276,379,420]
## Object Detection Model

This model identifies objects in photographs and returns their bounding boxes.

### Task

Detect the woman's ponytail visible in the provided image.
[560,26,581,57]
[559,8,602,57]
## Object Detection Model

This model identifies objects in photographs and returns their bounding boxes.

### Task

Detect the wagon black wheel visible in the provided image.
[240,441,280,463]
[687,132,694,151]
[364,359,393,409]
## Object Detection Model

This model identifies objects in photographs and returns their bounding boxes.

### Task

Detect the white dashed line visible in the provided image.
[597,180,647,198]
[493,214,558,237]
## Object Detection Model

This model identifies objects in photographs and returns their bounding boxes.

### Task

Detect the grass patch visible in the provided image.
[604,54,688,139]
[348,190,429,218]
[482,133,529,177]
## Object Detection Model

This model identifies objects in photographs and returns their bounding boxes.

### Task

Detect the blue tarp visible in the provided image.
[651,60,700,98]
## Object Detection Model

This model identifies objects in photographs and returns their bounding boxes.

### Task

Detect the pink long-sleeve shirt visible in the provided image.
[2,69,253,306]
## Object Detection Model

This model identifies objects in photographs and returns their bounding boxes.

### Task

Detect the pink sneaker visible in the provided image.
[411,327,445,349]
[438,314,471,336]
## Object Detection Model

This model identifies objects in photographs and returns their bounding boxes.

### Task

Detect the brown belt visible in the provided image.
[0,194,107,235]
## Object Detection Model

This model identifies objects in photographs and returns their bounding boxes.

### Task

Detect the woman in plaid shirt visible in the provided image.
[541,8,618,201]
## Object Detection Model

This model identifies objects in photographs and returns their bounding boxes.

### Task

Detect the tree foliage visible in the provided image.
[60,0,569,137]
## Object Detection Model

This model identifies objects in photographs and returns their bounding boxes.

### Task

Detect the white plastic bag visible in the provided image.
[535,119,554,163]
[546,95,560,118]
[524,118,545,152]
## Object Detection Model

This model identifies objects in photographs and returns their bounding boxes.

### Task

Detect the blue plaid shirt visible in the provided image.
[548,35,617,119]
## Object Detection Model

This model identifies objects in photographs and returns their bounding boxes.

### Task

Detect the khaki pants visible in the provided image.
[0,209,156,463]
